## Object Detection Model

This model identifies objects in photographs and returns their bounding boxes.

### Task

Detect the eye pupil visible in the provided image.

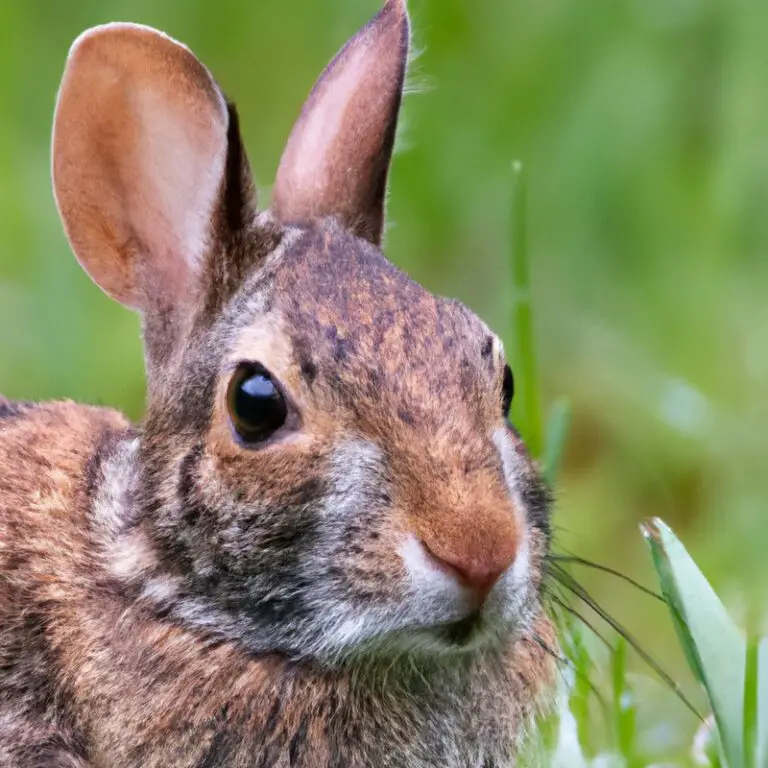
[228,364,288,443]
[502,364,514,417]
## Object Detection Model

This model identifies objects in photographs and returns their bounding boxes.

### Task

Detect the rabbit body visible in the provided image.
[0,402,551,768]
[0,2,555,766]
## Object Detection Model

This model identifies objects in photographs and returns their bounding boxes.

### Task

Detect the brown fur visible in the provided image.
[0,2,556,765]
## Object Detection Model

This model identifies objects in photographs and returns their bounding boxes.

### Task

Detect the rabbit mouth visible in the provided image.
[434,612,485,647]
[396,610,502,655]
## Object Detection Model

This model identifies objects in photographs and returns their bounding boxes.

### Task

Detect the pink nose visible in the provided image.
[422,541,511,605]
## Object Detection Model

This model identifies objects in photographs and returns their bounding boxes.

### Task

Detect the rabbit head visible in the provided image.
[51,0,552,667]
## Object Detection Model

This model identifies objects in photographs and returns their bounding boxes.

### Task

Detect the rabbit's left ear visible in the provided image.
[272,0,409,246]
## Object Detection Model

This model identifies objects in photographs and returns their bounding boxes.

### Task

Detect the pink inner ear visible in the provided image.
[52,23,230,311]
[272,0,409,245]
[278,40,381,196]
[127,84,229,300]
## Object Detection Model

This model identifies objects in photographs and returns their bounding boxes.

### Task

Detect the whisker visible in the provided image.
[532,630,569,666]
[549,594,613,652]
[548,563,702,721]
[545,554,664,602]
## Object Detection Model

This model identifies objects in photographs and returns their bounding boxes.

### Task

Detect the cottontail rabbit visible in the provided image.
[0,1,555,765]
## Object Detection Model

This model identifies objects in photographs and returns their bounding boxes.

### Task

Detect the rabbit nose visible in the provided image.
[421,539,515,605]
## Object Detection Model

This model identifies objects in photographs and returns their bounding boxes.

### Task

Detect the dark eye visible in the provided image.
[227,363,288,444]
[502,364,514,418]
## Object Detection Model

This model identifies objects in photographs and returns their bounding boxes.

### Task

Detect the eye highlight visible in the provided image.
[227,363,288,444]
[502,364,514,418]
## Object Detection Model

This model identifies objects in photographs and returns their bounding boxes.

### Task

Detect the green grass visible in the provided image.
[508,160,764,766]
[527,517,766,766]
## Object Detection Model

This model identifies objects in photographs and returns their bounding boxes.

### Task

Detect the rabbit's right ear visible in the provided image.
[52,24,251,315]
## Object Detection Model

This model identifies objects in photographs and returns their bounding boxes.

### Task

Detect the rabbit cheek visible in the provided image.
[286,439,411,654]
[197,445,325,559]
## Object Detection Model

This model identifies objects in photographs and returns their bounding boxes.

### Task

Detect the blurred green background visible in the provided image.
[1,0,767,756]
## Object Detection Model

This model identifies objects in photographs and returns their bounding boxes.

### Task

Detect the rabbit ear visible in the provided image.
[52,23,251,314]
[272,0,409,246]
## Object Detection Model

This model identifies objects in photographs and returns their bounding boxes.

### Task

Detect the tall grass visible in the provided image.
[509,162,765,767]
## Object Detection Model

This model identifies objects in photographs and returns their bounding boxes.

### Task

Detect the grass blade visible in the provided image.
[758,637,768,768]
[542,396,571,485]
[745,634,758,767]
[508,160,543,458]
[612,636,637,761]
[642,518,745,768]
